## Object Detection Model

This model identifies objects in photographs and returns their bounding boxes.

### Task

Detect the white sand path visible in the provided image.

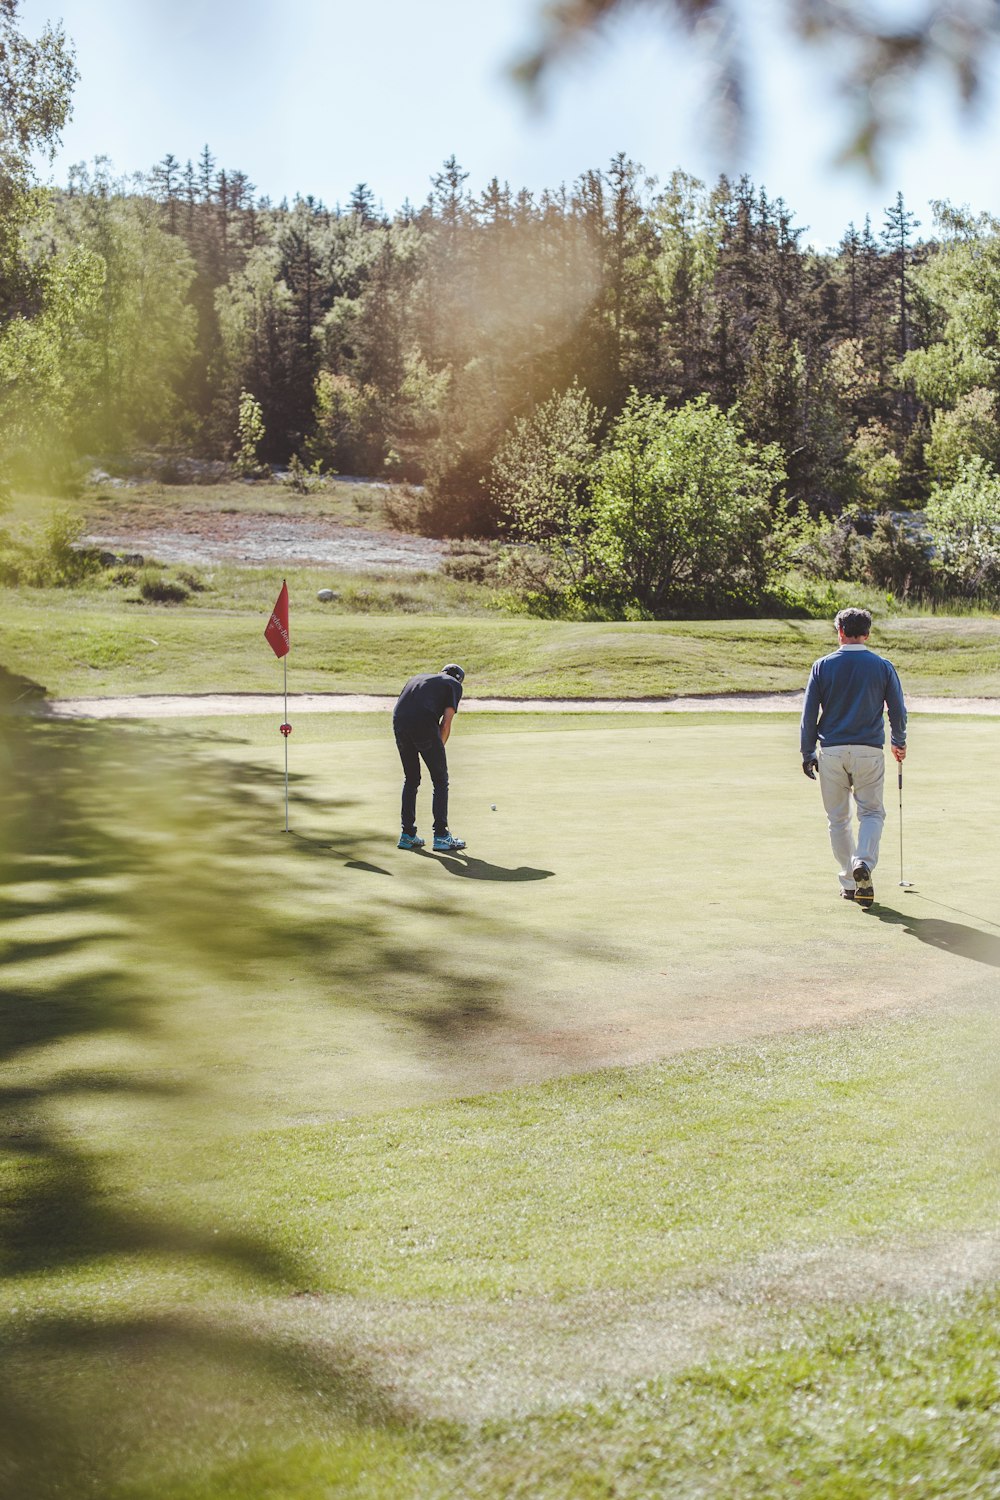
[40,690,1000,718]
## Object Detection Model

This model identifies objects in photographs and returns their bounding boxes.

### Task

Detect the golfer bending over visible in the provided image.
[800,607,906,908]
[393,664,467,852]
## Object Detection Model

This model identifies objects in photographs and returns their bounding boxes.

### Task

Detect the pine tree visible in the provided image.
[197,145,216,204]
[881,191,920,359]
[349,183,378,226]
[150,152,180,234]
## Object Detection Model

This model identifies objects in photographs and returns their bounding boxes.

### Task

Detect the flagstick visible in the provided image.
[265,578,291,834]
[283,653,289,833]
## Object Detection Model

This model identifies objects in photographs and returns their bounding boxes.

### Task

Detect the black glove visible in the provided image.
[802,755,818,780]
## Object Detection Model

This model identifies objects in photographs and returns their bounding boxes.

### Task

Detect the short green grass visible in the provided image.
[2,711,998,1497]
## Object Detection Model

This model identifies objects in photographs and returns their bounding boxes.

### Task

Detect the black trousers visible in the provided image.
[394,723,449,837]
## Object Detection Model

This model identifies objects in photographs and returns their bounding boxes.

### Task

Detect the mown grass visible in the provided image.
[169,1289,1000,1499]
[240,1015,998,1301]
[4,1012,997,1499]
[441,1289,1000,1500]
[2,710,999,1497]
[3,586,1000,699]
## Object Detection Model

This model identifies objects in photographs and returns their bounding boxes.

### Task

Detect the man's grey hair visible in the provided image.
[835,607,872,638]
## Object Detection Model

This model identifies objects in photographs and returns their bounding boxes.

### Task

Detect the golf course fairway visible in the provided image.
[2,709,998,1498]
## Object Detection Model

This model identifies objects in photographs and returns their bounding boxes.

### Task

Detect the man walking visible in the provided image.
[800,607,907,908]
[393,664,467,853]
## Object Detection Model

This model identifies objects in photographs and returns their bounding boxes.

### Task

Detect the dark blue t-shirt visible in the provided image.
[393,672,463,733]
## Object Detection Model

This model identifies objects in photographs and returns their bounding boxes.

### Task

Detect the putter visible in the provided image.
[897,760,914,889]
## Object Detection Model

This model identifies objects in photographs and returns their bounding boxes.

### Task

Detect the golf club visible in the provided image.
[898,760,914,889]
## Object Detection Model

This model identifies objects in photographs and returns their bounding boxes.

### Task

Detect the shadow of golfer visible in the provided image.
[420,850,554,882]
[874,905,1000,967]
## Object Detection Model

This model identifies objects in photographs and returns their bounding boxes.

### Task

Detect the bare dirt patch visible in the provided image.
[83,506,446,572]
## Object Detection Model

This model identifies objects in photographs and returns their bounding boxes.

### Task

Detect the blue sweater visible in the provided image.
[800,645,907,757]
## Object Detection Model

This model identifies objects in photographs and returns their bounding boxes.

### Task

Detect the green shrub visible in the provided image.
[585,394,788,616]
[441,540,501,584]
[177,570,208,593]
[281,453,325,495]
[416,448,498,538]
[793,514,862,581]
[925,387,1000,483]
[138,571,190,604]
[0,531,26,584]
[16,509,101,587]
[233,389,268,478]
[489,383,601,588]
[856,513,934,598]
[925,456,1000,600]
[103,564,139,588]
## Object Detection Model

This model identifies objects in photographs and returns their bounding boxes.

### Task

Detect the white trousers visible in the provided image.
[817,744,886,890]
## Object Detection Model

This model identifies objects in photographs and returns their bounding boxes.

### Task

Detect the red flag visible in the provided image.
[265,580,290,658]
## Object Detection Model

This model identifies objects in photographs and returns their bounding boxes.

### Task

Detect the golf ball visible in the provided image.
[491,804,497,811]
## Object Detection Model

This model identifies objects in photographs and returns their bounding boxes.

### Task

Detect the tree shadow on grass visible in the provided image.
[419,849,555,882]
[1,1310,428,1500]
[290,830,393,877]
[873,904,1000,968]
[0,715,516,1497]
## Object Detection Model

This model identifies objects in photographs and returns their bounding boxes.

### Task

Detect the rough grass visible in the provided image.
[80,475,399,525]
[2,587,1000,699]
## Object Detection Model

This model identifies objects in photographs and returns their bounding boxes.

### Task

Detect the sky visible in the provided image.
[19,0,1000,251]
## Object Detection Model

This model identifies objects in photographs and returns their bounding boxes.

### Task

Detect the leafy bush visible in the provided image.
[793,514,862,581]
[847,420,902,508]
[924,387,1000,483]
[585,394,788,616]
[4,510,102,587]
[103,564,139,588]
[441,540,502,584]
[280,453,326,494]
[856,513,934,598]
[233,389,267,478]
[0,544,25,585]
[138,570,190,604]
[493,544,600,618]
[489,383,602,588]
[407,446,498,538]
[925,456,1000,599]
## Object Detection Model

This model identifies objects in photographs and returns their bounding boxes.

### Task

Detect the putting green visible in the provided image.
[6,709,999,1130]
[153,708,1000,1117]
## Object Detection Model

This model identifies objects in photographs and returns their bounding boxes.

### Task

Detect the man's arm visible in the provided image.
[439,706,457,745]
[800,665,821,761]
[885,665,907,762]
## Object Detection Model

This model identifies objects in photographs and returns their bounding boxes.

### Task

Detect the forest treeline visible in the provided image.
[1,149,941,511]
[3,0,1000,615]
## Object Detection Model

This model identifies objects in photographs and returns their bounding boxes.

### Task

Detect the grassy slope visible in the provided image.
[3,479,999,698]
[2,711,999,1496]
[3,589,1000,698]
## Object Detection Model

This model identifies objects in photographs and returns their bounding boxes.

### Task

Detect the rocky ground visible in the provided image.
[83,505,446,572]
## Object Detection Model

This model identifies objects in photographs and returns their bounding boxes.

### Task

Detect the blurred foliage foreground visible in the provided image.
[0,715,504,1499]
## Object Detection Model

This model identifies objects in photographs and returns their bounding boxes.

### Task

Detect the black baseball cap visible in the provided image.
[441,663,465,682]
